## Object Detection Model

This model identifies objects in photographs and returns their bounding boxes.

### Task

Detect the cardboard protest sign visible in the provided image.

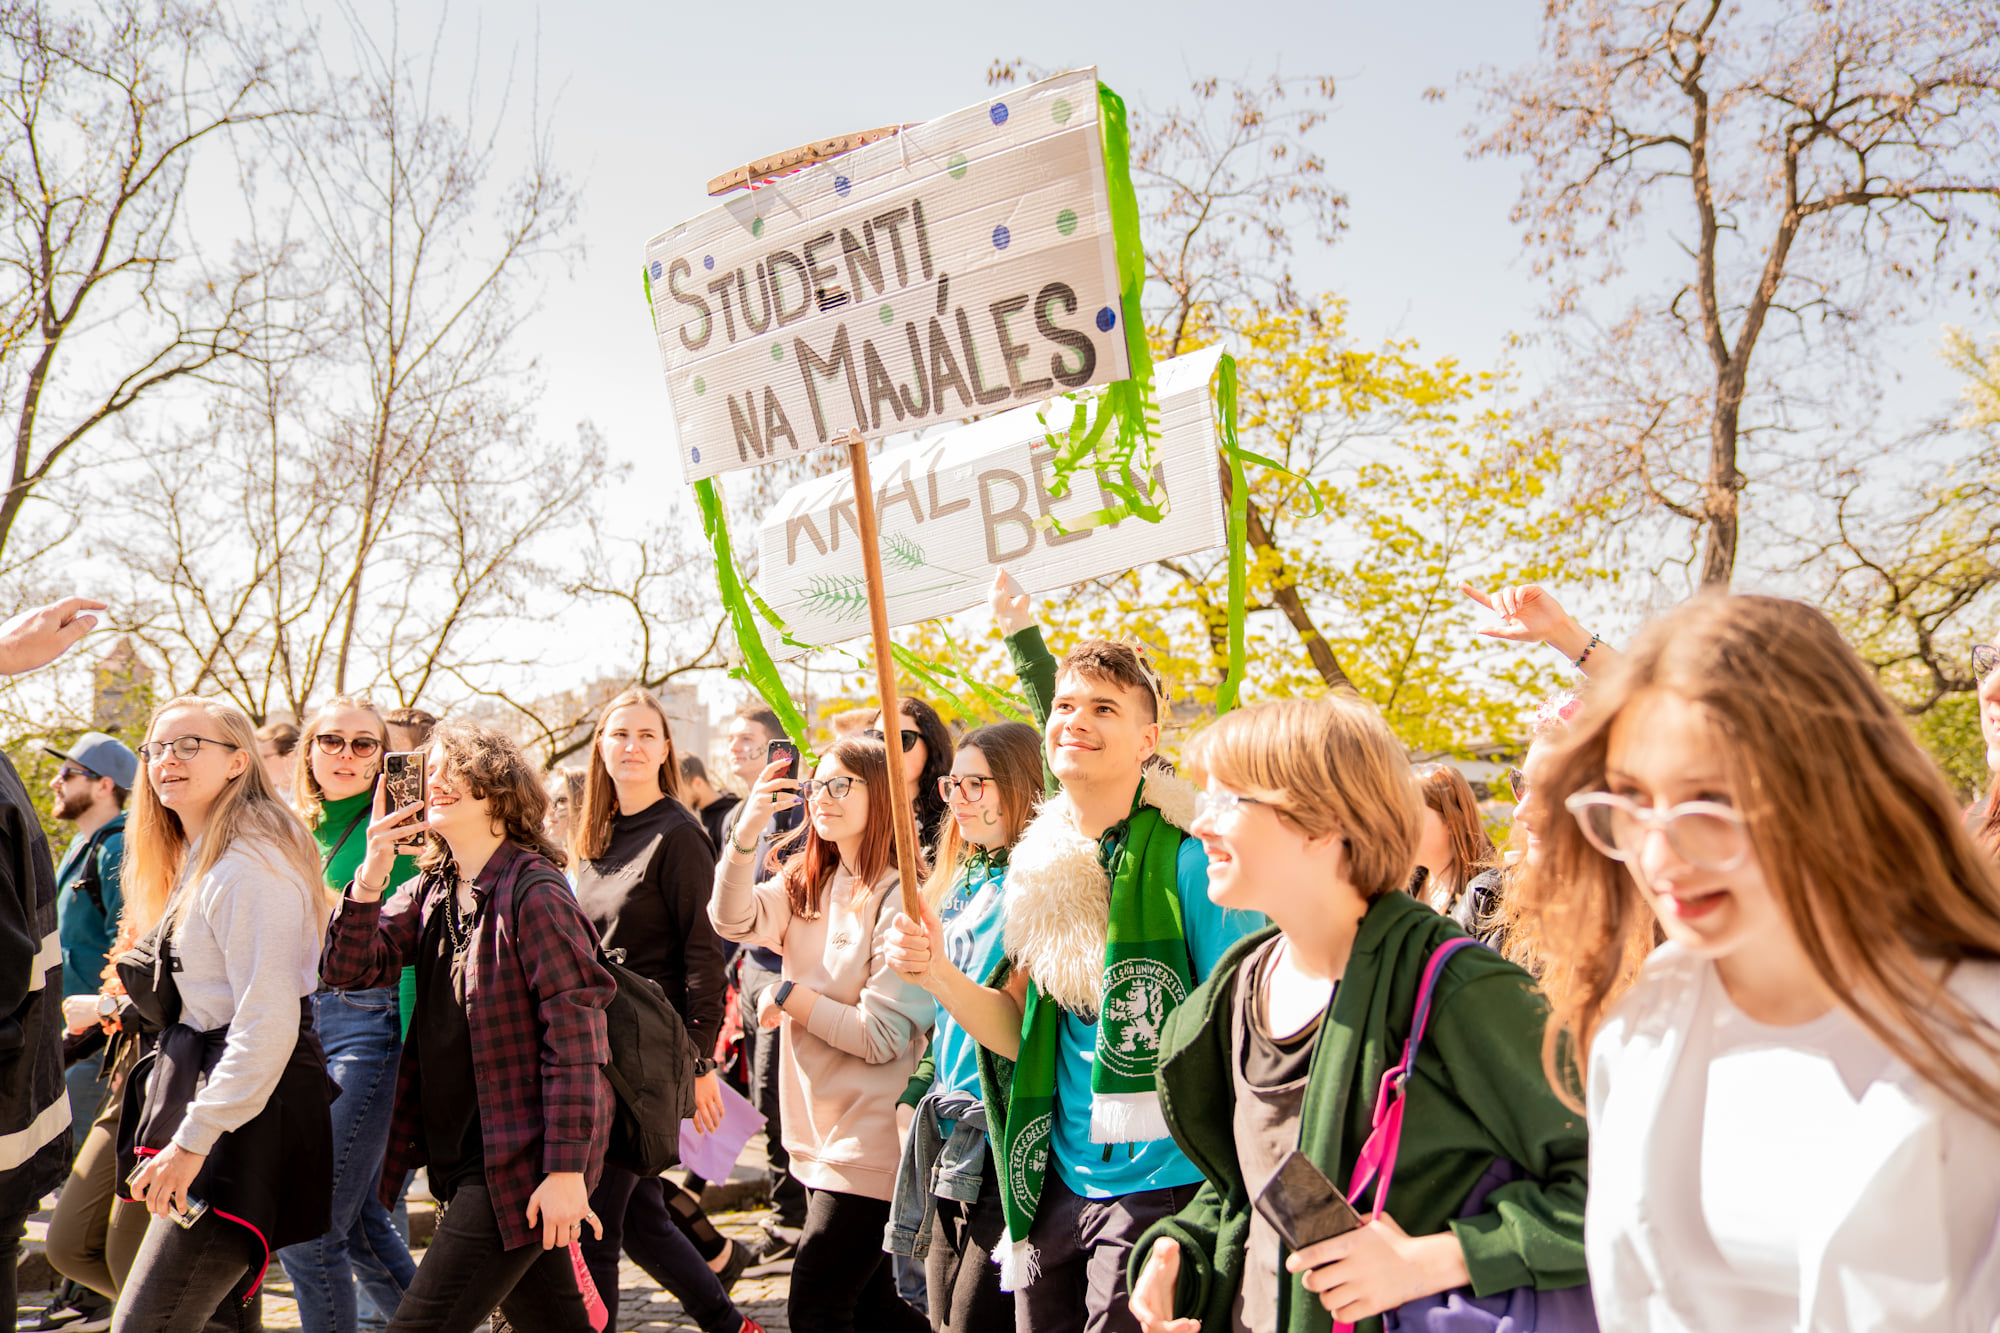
[643,69,1131,484]
[753,347,1226,653]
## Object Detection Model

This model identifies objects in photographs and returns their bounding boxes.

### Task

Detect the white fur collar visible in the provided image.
[1001,771,1197,1017]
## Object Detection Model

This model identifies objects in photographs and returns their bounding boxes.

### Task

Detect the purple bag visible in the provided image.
[1338,938,1597,1333]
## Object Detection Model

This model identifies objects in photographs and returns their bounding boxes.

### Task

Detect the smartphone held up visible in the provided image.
[383,750,428,852]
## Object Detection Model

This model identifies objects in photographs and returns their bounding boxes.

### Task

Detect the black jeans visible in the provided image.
[1012,1176,1200,1333]
[581,1164,739,1333]
[789,1190,929,1333]
[737,958,806,1227]
[386,1185,593,1333]
[110,1210,266,1333]
[925,1164,1012,1333]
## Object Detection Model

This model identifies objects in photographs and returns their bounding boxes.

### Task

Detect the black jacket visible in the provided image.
[574,798,727,1061]
[0,747,73,1191]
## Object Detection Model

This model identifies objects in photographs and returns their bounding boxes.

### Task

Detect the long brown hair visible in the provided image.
[1414,763,1496,904]
[576,687,682,862]
[417,723,568,873]
[122,696,329,938]
[921,722,1043,909]
[294,694,388,828]
[777,737,897,919]
[1518,594,2000,1125]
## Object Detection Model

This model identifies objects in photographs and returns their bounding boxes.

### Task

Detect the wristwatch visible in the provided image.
[95,994,118,1020]
[771,979,796,1011]
[692,1055,717,1077]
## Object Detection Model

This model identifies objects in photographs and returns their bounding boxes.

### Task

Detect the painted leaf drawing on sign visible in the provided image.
[753,348,1226,653]
[643,69,1131,483]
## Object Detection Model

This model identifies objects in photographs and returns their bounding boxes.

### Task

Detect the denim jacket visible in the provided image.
[884,1088,990,1258]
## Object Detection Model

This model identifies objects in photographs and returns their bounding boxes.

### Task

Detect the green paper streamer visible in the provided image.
[694,477,815,762]
[1215,354,1249,715]
[1039,81,1162,529]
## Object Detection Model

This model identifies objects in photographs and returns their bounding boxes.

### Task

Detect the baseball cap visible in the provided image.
[44,731,140,790]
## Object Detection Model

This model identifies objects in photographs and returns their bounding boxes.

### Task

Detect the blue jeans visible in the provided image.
[277,988,417,1333]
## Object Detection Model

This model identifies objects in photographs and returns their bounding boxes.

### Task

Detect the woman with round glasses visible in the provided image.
[710,736,935,1333]
[863,696,955,853]
[1517,594,2000,1330]
[881,721,1044,1333]
[278,696,422,1333]
[115,697,336,1329]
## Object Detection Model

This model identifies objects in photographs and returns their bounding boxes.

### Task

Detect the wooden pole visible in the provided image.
[843,430,926,921]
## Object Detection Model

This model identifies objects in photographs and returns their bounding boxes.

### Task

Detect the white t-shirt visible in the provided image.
[1587,945,2000,1332]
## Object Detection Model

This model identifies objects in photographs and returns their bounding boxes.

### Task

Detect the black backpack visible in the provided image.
[520,870,702,1176]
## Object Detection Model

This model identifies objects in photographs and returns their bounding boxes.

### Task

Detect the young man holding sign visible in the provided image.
[888,577,1263,1333]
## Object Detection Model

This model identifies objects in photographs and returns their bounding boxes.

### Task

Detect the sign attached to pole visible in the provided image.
[642,69,1131,484]
[753,347,1226,653]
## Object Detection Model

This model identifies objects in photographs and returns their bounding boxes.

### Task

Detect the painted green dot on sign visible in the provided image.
[693,376,705,395]
[879,304,894,325]
[1052,98,1072,125]
[771,343,783,362]
[948,153,968,180]
[1056,208,1077,236]
[751,217,764,237]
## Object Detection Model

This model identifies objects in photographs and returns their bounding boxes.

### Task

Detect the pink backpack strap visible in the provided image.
[1343,936,1481,1219]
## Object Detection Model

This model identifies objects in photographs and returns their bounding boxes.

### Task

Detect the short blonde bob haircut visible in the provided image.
[1184,692,1422,901]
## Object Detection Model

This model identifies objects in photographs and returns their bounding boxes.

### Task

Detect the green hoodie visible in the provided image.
[315,788,421,1036]
[1132,891,1588,1333]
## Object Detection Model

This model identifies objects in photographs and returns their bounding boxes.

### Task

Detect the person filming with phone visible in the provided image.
[114,695,338,1331]
[1127,695,1591,1333]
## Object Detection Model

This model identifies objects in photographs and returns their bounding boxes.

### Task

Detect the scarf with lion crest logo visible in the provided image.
[979,777,1193,1290]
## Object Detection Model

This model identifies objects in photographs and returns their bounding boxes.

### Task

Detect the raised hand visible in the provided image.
[990,569,1033,636]
[886,899,948,988]
[0,596,105,676]
[730,758,800,849]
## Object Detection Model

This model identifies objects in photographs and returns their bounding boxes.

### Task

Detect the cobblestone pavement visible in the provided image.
[19,1207,794,1333]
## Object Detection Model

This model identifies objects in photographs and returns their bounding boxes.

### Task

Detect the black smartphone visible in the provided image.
[1252,1151,1365,1255]
[766,740,802,835]
[382,751,427,851]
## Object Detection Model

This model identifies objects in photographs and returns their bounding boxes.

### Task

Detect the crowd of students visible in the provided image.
[3,567,1999,1333]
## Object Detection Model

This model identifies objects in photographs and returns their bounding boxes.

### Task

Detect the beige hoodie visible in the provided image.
[710,854,935,1201]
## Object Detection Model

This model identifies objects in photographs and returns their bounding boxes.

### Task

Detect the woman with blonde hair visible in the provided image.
[1411,763,1499,932]
[569,688,756,1333]
[278,696,422,1333]
[712,736,935,1333]
[1518,594,2000,1330]
[883,720,1044,1333]
[113,696,337,1331]
[1129,694,1592,1333]
[323,722,616,1332]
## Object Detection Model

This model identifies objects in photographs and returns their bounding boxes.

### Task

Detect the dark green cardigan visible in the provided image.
[1131,891,1588,1333]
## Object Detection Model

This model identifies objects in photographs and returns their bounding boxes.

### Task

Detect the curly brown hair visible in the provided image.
[417,722,568,873]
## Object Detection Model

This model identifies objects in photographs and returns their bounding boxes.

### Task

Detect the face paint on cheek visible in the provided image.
[979,808,999,827]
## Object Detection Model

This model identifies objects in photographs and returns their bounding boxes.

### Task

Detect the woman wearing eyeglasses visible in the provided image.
[881,721,1044,1333]
[710,737,936,1333]
[1127,694,1592,1333]
[114,697,337,1330]
[1518,595,2000,1330]
[277,697,422,1333]
[864,697,955,853]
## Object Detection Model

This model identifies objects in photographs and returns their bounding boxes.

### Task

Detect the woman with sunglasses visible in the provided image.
[115,697,337,1331]
[1127,695,1591,1333]
[1519,595,2000,1330]
[278,697,423,1333]
[711,737,936,1333]
[864,697,955,853]
[881,721,1044,1333]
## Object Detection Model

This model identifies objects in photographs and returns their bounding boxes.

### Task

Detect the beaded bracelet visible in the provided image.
[1574,633,1602,669]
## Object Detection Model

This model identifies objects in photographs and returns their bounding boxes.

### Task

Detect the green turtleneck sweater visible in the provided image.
[315,788,422,1037]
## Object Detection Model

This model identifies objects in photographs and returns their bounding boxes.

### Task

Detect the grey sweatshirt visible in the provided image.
[710,853,935,1200]
[167,838,324,1155]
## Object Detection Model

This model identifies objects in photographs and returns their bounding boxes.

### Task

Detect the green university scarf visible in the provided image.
[981,793,1190,1290]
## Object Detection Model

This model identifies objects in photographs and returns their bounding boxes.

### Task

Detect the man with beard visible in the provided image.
[44,731,136,1128]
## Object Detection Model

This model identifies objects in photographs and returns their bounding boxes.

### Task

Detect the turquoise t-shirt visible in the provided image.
[932,856,1011,1113]
[1051,834,1264,1199]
